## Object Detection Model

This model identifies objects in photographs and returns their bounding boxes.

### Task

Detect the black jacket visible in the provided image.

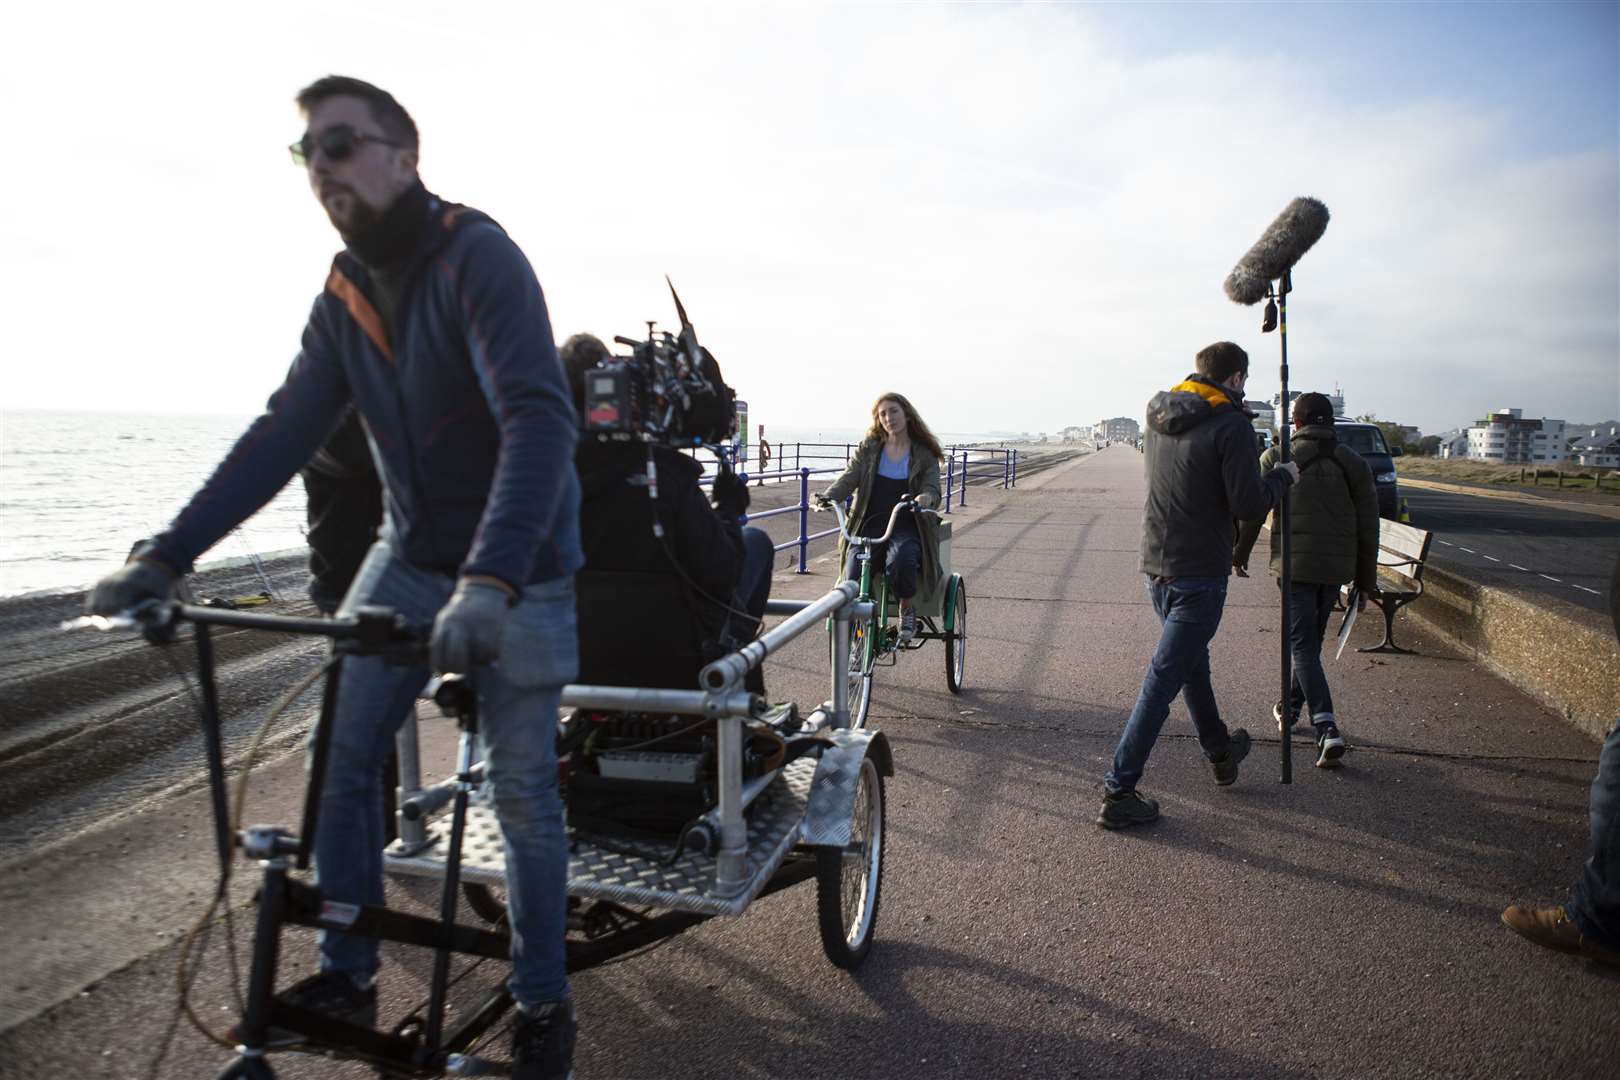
[301,408,383,613]
[1233,426,1380,591]
[573,438,747,689]
[1139,375,1292,579]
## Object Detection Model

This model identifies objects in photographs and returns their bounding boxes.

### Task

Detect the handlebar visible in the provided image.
[63,601,428,660]
[814,495,940,546]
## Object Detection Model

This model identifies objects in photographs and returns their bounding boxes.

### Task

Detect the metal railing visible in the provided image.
[693,443,1021,575]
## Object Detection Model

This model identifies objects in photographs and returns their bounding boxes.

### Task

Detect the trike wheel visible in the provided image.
[945,576,967,694]
[840,617,874,730]
[815,755,885,969]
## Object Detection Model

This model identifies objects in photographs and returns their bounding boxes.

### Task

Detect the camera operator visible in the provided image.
[560,334,774,691]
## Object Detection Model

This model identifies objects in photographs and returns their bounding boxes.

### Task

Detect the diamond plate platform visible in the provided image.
[385,758,818,918]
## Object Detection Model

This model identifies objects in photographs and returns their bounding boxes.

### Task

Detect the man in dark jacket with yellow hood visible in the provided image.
[1100,342,1297,829]
[1234,391,1379,767]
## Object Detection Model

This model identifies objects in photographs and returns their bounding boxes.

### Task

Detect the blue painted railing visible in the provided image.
[701,442,1019,574]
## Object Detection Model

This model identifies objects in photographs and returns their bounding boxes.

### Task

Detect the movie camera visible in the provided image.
[583,280,736,447]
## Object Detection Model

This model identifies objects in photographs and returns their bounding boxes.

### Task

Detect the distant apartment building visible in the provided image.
[1096,417,1140,444]
[1569,427,1620,469]
[1272,387,1345,419]
[1464,408,1567,464]
[1060,425,1091,443]
[1436,430,1470,459]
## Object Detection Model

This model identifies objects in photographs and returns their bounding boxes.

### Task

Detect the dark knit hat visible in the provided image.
[1292,392,1336,426]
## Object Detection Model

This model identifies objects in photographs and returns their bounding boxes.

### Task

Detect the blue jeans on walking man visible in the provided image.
[317,540,577,1007]
[1284,580,1338,724]
[1106,576,1242,794]
[1569,721,1620,952]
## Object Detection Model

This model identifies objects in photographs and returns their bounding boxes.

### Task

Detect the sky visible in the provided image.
[2,0,1616,438]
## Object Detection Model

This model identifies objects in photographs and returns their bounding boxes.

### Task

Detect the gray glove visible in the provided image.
[430,579,512,674]
[87,554,177,615]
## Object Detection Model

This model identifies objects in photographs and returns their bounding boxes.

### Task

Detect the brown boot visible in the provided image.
[1501,904,1620,969]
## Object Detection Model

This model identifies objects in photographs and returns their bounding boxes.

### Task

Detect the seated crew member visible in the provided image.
[818,392,944,645]
[559,334,773,689]
[302,406,384,614]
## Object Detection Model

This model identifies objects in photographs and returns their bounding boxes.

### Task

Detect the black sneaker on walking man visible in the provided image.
[1235,391,1379,768]
[1099,342,1297,829]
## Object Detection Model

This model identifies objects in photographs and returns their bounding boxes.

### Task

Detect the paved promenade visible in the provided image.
[2,446,1615,1078]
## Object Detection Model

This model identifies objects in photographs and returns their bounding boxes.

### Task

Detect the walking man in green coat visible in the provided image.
[1234,391,1380,767]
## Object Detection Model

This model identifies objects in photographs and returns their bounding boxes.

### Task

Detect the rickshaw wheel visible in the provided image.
[944,576,967,694]
[815,755,885,969]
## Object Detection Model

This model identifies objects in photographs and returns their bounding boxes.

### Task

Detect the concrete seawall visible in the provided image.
[1407,564,1618,740]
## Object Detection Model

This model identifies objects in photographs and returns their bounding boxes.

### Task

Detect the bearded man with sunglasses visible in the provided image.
[86,76,582,1078]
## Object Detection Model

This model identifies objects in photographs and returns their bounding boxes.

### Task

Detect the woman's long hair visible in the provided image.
[865,392,944,463]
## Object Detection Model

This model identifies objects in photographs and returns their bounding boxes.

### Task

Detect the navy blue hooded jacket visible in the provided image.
[148,194,582,592]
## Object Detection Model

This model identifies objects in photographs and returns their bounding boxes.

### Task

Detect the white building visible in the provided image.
[1271,387,1345,420]
[1464,408,1567,464]
[1436,430,1470,459]
[1569,427,1620,469]
[1095,417,1140,444]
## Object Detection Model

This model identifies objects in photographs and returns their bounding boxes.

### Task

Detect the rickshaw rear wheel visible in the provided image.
[815,755,885,969]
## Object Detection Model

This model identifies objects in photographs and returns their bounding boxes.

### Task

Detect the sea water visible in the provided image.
[0,410,1013,597]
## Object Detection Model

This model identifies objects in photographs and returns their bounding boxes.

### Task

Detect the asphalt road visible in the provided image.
[1400,483,1620,614]
[3,446,1617,1079]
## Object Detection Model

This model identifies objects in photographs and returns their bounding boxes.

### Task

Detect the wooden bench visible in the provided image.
[1357,518,1434,654]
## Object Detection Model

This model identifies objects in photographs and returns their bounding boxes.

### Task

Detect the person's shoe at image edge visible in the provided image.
[1211,728,1251,786]
[1097,789,1161,829]
[1501,905,1620,969]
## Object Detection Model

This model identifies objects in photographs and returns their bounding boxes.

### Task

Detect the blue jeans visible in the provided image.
[724,525,775,642]
[1568,721,1620,951]
[843,527,923,602]
[1105,576,1238,794]
[1283,580,1338,723]
[317,542,577,1006]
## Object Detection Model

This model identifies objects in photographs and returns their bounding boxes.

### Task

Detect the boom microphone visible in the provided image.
[1223,197,1330,305]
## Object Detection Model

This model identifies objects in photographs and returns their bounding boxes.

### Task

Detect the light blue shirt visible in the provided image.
[877,448,910,480]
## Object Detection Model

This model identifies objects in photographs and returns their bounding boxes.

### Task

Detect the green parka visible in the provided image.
[823,436,944,593]
[1234,425,1380,591]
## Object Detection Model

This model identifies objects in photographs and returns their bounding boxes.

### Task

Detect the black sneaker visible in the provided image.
[1315,723,1346,768]
[513,998,577,1080]
[227,970,377,1048]
[1097,789,1160,829]
[1211,728,1252,786]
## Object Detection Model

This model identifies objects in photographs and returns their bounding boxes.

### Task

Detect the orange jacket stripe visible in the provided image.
[325,267,393,361]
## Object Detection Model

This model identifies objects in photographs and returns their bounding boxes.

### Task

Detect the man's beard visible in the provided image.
[320,183,384,241]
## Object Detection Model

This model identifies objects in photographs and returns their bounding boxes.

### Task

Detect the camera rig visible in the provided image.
[584,278,736,449]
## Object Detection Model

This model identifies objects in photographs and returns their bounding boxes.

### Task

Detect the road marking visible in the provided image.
[1539,574,1562,583]
[1482,555,1500,562]
[1437,540,1454,546]
[1576,585,1603,595]
[1458,547,1475,554]
[1509,564,1530,571]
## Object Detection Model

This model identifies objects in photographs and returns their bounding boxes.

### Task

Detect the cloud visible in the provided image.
[1,1,1613,435]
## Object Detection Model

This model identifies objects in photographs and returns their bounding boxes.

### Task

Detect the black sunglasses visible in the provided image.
[289,124,401,167]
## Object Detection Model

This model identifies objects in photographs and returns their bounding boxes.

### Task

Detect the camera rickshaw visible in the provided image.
[68,563,890,1078]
